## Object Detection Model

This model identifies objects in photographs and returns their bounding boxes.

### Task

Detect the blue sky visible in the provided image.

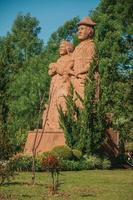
[0,0,100,43]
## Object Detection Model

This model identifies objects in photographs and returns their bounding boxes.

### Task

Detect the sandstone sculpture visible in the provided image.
[24,16,119,155]
[24,17,101,153]
[42,40,74,132]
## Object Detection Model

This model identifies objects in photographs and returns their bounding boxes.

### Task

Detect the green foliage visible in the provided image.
[0,13,45,156]
[59,63,107,154]
[7,55,49,146]
[59,160,86,171]
[72,149,82,160]
[102,158,112,169]
[51,145,73,160]
[11,153,33,171]
[91,0,133,150]
[11,13,43,60]
[9,152,111,172]
[84,155,111,169]
[125,142,133,152]
[58,85,82,149]
[59,156,111,171]
[0,160,16,184]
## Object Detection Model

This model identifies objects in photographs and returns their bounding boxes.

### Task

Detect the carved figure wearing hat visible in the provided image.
[71,16,99,106]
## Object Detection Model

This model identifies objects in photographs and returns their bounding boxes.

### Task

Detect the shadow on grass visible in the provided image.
[73,188,97,198]
[1,181,44,187]
[80,193,96,198]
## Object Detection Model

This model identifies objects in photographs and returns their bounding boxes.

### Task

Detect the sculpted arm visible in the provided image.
[56,60,74,76]
[48,63,58,76]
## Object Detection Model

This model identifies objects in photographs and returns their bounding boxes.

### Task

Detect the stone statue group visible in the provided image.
[42,16,99,132]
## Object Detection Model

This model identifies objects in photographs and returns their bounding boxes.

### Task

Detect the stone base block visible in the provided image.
[24,129,66,154]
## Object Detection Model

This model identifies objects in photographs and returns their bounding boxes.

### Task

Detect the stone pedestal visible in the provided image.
[24,129,66,154]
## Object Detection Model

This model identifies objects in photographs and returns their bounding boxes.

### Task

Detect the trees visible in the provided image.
[92,0,133,151]
[0,13,45,157]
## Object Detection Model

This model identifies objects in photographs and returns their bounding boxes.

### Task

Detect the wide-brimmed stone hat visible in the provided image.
[77,16,96,26]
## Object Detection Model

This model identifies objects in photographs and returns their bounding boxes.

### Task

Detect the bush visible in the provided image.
[60,160,83,171]
[125,142,133,152]
[72,149,82,160]
[0,160,16,184]
[11,153,32,171]
[102,158,111,169]
[38,151,51,159]
[42,155,60,172]
[83,155,111,169]
[8,152,111,172]
[84,155,102,169]
[51,145,73,160]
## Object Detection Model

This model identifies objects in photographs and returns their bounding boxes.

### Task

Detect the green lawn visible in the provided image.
[0,170,133,200]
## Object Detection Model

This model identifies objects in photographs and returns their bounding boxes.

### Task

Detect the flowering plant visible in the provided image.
[42,155,60,194]
[42,155,59,172]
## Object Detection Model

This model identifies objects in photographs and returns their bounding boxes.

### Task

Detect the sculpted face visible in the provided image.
[78,25,92,41]
[59,43,67,56]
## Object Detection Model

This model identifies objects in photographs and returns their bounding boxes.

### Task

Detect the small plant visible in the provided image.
[102,158,111,169]
[0,159,16,184]
[11,153,32,171]
[42,155,60,195]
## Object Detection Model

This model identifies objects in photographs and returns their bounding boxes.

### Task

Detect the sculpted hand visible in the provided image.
[67,69,75,76]
[48,63,57,76]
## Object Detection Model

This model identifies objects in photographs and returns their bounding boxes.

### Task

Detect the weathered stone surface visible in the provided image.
[24,130,65,153]
[42,41,74,132]
[71,39,96,106]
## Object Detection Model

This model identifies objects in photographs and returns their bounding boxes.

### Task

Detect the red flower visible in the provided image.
[42,155,59,172]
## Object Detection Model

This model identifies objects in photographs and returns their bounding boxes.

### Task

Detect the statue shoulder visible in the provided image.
[86,39,95,47]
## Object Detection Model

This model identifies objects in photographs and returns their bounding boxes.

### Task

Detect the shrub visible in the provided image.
[60,160,81,171]
[42,155,59,172]
[42,155,60,194]
[85,155,102,169]
[72,149,82,160]
[37,151,52,159]
[83,155,111,169]
[102,158,111,169]
[51,145,73,160]
[0,159,16,184]
[11,153,32,171]
[125,142,133,152]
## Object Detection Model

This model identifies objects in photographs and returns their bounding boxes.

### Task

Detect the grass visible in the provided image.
[0,170,133,200]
